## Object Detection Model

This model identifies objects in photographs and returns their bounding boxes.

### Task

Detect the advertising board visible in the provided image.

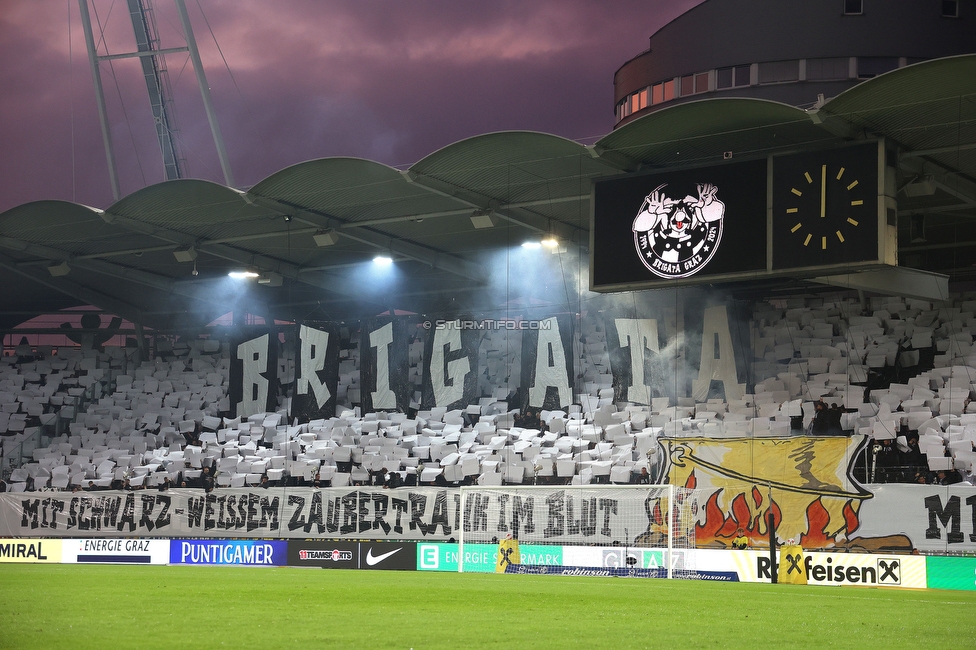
[62,538,169,564]
[926,556,976,591]
[416,543,563,572]
[169,539,287,566]
[695,549,926,588]
[0,538,61,563]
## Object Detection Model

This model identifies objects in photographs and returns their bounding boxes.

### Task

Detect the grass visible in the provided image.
[1,565,974,649]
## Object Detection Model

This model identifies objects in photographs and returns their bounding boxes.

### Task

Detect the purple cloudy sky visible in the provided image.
[0,0,701,213]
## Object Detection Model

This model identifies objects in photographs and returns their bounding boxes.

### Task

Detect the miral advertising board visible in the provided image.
[0,538,61,563]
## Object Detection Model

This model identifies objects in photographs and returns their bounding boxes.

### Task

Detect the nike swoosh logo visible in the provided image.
[365,547,402,566]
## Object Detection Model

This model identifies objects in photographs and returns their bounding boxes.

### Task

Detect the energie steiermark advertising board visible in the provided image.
[416,543,563,572]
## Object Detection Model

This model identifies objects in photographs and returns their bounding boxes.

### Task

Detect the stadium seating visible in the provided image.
[4,294,976,491]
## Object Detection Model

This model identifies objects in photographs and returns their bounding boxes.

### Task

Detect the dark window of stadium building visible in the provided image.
[734,65,750,86]
[844,0,863,15]
[941,0,959,17]
[695,72,709,92]
[806,57,850,81]
[758,60,799,84]
[717,67,732,89]
[857,56,899,78]
[679,74,709,97]
[716,65,751,89]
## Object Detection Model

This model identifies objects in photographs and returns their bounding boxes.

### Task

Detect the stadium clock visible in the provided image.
[771,144,880,270]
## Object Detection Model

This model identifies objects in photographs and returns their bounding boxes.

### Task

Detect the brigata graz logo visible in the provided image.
[632,182,725,279]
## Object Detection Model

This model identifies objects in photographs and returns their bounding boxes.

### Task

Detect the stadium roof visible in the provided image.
[1,55,974,332]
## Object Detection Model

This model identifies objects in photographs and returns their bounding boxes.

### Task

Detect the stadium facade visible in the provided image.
[614,0,976,126]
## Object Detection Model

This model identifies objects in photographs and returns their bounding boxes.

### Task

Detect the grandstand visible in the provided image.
[3,292,973,499]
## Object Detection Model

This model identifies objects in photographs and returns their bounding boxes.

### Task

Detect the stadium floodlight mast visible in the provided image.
[77,0,234,200]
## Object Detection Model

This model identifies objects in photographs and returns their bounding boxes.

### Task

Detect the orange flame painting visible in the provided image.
[663,435,887,551]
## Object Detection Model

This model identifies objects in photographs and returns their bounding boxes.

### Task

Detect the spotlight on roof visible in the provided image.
[541,237,559,249]
[521,241,542,250]
[903,175,936,197]
[257,272,283,287]
[47,261,71,277]
[173,246,197,262]
[228,270,260,279]
[313,229,339,247]
[372,255,393,266]
[470,209,494,229]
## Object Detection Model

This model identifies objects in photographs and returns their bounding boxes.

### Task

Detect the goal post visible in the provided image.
[457,484,698,577]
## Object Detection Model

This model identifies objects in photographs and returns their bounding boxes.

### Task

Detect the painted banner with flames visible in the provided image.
[661,435,917,553]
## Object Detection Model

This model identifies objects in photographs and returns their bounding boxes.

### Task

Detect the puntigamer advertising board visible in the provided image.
[169,540,287,566]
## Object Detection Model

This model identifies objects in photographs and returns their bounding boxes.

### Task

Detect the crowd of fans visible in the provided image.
[2,293,976,493]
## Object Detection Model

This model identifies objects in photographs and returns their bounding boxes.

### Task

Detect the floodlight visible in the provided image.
[173,246,197,262]
[313,230,339,247]
[47,261,71,277]
[470,210,494,229]
[228,270,259,279]
[257,272,283,287]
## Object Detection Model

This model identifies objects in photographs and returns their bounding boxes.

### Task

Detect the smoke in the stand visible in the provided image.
[165,275,270,330]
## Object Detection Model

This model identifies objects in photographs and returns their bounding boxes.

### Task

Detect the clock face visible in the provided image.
[772,144,879,270]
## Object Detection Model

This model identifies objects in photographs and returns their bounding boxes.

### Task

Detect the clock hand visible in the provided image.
[820,164,826,218]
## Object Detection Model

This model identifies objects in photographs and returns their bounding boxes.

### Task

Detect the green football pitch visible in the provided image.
[1,565,974,649]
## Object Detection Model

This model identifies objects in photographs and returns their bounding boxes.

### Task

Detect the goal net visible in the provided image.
[457,485,698,578]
